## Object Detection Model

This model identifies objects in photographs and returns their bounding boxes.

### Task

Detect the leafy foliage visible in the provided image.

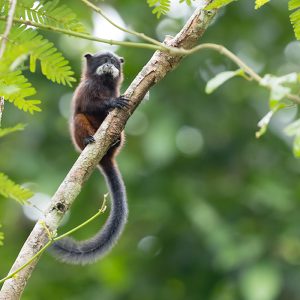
[205,0,237,10]
[0,123,26,138]
[147,0,170,18]
[252,72,299,139]
[14,0,86,33]
[0,23,76,113]
[205,69,300,143]
[260,73,298,108]
[0,0,77,114]
[255,0,270,9]
[0,172,33,204]
[289,0,300,40]
[205,69,244,94]
[285,119,300,157]
[2,26,76,87]
[179,0,194,5]
[146,0,195,18]
[0,70,42,114]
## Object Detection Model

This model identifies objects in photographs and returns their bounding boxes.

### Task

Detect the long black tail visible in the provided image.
[51,159,128,265]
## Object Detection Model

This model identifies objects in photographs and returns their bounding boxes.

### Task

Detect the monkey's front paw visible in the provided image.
[83,135,95,146]
[113,96,130,109]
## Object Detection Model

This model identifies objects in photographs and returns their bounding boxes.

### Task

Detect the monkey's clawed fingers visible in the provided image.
[114,96,130,109]
[83,135,96,146]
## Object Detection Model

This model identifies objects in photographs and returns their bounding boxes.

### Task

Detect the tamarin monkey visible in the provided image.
[51,51,129,264]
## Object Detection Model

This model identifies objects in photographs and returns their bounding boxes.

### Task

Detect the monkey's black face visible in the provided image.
[84,51,124,79]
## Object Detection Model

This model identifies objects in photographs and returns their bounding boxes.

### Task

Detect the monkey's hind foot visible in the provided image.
[83,135,95,146]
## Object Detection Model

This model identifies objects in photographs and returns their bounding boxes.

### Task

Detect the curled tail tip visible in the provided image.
[51,160,127,265]
[51,237,116,265]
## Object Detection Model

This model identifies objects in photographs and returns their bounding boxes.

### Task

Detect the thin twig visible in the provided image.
[0,16,163,52]
[0,197,107,285]
[81,0,164,48]
[0,17,299,104]
[0,0,17,59]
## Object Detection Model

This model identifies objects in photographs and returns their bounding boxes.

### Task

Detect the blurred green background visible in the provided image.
[1,1,300,299]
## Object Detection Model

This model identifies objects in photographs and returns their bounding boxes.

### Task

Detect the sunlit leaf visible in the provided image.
[289,0,300,10]
[255,0,270,9]
[205,69,244,94]
[205,0,237,10]
[147,0,170,18]
[0,173,33,204]
[260,73,298,108]
[0,123,26,138]
[289,0,300,40]
[292,134,300,157]
[284,119,300,136]
[256,104,284,138]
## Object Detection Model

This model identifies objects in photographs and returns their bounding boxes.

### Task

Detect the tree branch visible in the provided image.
[0,0,17,59]
[0,0,17,126]
[0,4,216,300]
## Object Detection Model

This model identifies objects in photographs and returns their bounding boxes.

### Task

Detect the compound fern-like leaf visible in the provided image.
[0,172,33,204]
[2,26,76,87]
[0,123,26,138]
[147,0,170,18]
[255,0,270,9]
[1,0,86,33]
[289,0,300,40]
[0,70,42,114]
[205,0,237,10]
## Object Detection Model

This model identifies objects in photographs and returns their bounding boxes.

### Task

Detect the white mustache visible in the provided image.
[95,64,120,78]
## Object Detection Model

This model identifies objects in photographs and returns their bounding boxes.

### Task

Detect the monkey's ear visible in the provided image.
[84,53,93,60]
[119,57,125,63]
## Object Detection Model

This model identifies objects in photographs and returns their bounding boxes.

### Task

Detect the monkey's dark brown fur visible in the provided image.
[51,51,129,265]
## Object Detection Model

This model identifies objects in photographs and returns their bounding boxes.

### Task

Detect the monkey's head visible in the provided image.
[84,51,124,82]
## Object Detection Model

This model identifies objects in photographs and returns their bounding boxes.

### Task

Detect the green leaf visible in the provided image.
[0,70,42,114]
[205,0,237,10]
[0,26,76,87]
[179,0,194,5]
[256,111,273,138]
[147,0,170,18]
[256,104,284,138]
[255,0,270,9]
[260,73,298,108]
[0,172,33,204]
[205,69,244,94]
[289,0,300,10]
[283,119,300,157]
[289,0,300,40]
[0,123,26,138]
[284,119,300,136]
[2,0,86,33]
[292,134,300,157]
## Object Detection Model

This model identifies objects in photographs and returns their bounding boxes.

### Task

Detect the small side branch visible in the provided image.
[0,197,107,285]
